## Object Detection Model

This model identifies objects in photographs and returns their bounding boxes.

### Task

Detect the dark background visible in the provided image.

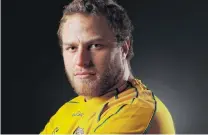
[2,0,208,133]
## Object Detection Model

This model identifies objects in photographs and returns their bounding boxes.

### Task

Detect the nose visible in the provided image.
[75,48,91,67]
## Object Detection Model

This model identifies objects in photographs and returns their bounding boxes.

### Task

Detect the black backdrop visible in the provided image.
[2,0,208,133]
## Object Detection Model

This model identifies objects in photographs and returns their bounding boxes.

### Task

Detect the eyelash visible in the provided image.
[65,46,77,52]
[89,44,103,49]
[65,44,103,52]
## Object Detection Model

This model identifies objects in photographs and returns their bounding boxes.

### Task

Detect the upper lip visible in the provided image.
[74,71,95,76]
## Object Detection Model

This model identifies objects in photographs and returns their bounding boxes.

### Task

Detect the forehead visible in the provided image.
[61,13,115,44]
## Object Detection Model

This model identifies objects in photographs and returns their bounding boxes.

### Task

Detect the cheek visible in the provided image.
[92,49,121,70]
[91,51,110,70]
[63,53,74,72]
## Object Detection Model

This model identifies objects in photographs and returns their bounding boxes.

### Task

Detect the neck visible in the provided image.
[85,61,134,101]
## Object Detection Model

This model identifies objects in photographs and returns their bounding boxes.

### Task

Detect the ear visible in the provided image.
[121,39,130,59]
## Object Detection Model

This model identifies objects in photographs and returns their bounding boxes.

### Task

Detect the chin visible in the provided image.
[75,89,101,97]
[73,83,102,97]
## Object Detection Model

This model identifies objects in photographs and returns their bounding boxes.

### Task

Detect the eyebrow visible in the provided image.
[62,36,108,46]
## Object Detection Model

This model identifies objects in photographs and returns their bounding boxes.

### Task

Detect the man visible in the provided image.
[41,0,175,134]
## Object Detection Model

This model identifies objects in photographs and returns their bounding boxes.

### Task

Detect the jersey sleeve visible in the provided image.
[40,113,56,134]
[148,96,175,134]
[40,102,68,134]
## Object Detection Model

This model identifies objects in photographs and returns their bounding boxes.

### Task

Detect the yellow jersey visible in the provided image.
[40,79,175,134]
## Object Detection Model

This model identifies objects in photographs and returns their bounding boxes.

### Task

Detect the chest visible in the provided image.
[51,103,152,134]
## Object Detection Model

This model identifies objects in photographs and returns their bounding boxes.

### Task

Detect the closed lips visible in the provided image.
[74,71,95,76]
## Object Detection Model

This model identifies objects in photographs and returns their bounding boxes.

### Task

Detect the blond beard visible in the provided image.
[65,59,123,97]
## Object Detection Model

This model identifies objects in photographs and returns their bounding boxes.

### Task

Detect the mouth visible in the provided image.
[74,71,96,79]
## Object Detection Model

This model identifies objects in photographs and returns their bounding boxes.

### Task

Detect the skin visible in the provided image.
[61,13,131,100]
[60,13,174,134]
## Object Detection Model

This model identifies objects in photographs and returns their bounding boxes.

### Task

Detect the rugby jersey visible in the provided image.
[40,78,175,134]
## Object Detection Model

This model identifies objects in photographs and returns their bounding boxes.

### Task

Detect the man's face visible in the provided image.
[61,13,125,97]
